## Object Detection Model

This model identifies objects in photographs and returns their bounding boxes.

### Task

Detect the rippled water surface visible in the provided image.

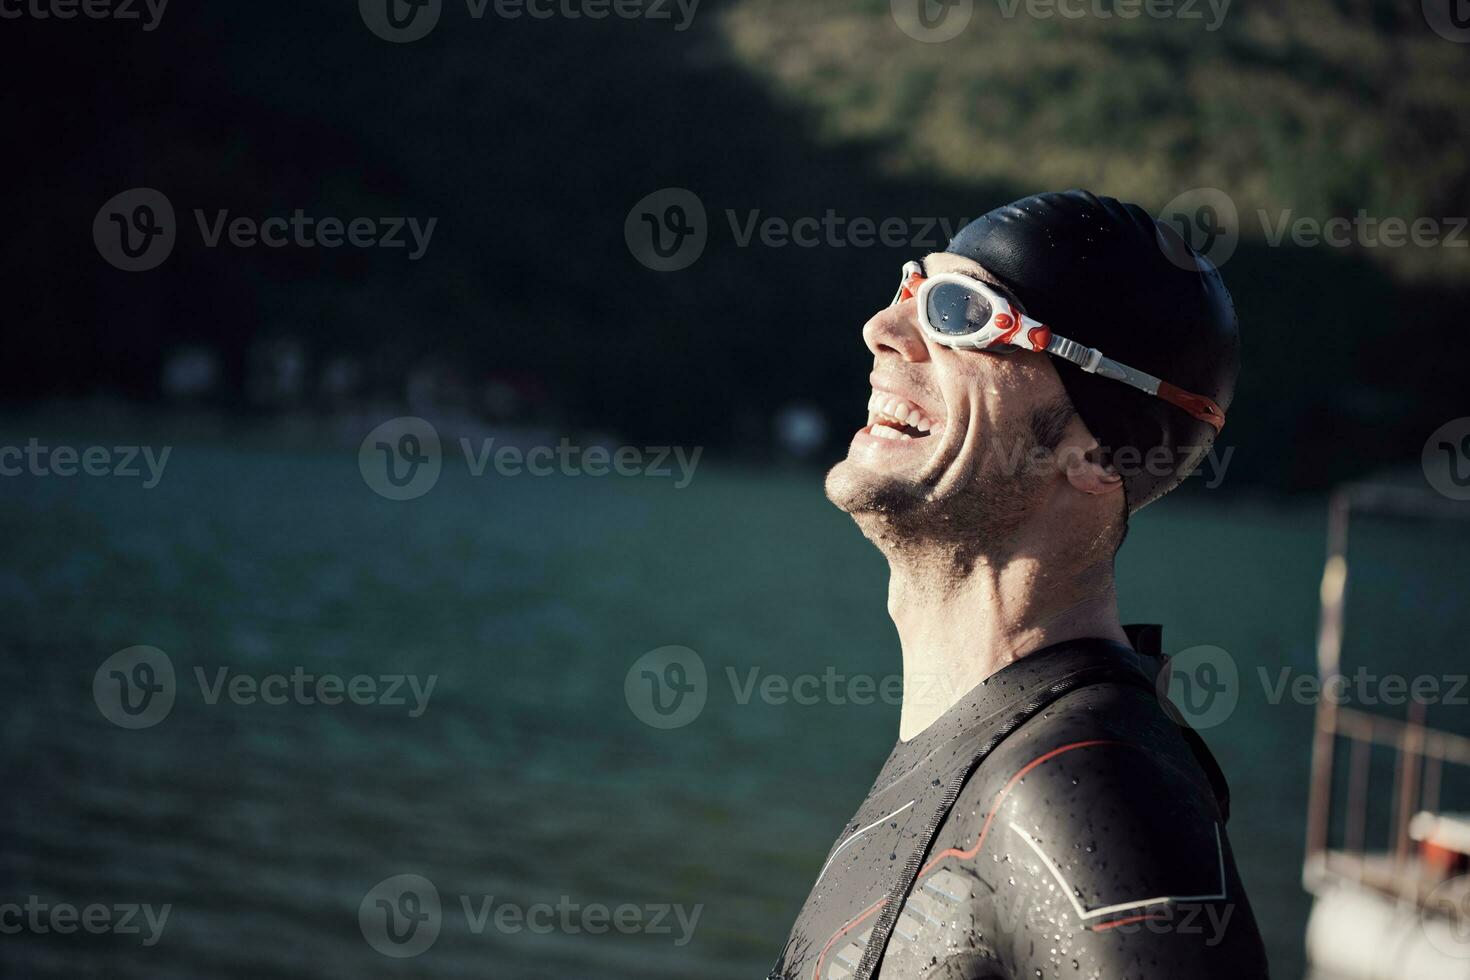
[5,433,1467,978]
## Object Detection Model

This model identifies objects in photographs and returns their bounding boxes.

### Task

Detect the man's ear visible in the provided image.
[1057,416,1124,498]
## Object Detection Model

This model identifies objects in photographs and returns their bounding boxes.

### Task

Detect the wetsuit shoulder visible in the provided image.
[921,681,1269,979]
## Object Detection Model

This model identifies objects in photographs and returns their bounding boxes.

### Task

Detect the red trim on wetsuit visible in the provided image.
[813,898,886,980]
[919,739,1128,877]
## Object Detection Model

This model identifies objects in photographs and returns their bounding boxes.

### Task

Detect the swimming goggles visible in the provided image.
[891,260,1225,433]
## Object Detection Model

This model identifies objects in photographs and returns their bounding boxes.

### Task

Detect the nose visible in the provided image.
[862,302,931,362]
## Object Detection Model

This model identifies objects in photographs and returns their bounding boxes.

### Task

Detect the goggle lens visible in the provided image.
[925,280,994,337]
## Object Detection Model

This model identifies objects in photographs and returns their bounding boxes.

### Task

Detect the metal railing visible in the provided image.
[1303,483,1470,897]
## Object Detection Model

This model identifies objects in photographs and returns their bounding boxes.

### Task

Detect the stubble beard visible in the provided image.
[825,413,1054,567]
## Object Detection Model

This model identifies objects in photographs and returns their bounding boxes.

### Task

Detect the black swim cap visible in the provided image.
[945,190,1239,513]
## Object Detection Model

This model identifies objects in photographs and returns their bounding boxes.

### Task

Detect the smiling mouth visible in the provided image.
[866,391,937,441]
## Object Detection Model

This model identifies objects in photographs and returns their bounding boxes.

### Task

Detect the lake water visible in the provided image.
[4,429,1466,978]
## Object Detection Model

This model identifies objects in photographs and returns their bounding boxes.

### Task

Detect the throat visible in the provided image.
[898,653,998,741]
[887,559,1128,743]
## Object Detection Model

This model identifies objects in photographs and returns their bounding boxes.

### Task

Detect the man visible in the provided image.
[769,191,1268,979]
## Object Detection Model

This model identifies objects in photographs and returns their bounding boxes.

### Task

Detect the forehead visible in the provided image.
[921,251,977,274]
[918,252,1020,304]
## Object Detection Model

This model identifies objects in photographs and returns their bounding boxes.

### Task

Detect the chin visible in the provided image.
[826,438,1045,559]
[824,456,928,518]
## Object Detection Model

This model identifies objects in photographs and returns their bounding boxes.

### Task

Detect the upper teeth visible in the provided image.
[867,392,933,432]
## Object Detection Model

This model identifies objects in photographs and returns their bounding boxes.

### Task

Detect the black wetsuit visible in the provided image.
[769,638,1269,980]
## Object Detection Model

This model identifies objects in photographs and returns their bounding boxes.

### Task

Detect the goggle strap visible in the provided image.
[1047,334,1226,434]
[1157,381,1227,434]
[1045,335,1103,372]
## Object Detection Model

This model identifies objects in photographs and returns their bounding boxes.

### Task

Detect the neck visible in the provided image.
[884,535,1128,741]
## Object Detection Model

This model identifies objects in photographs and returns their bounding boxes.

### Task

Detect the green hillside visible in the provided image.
[721,0,1470,280]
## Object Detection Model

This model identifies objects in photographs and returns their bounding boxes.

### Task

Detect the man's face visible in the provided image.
[825,252,1081,546]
